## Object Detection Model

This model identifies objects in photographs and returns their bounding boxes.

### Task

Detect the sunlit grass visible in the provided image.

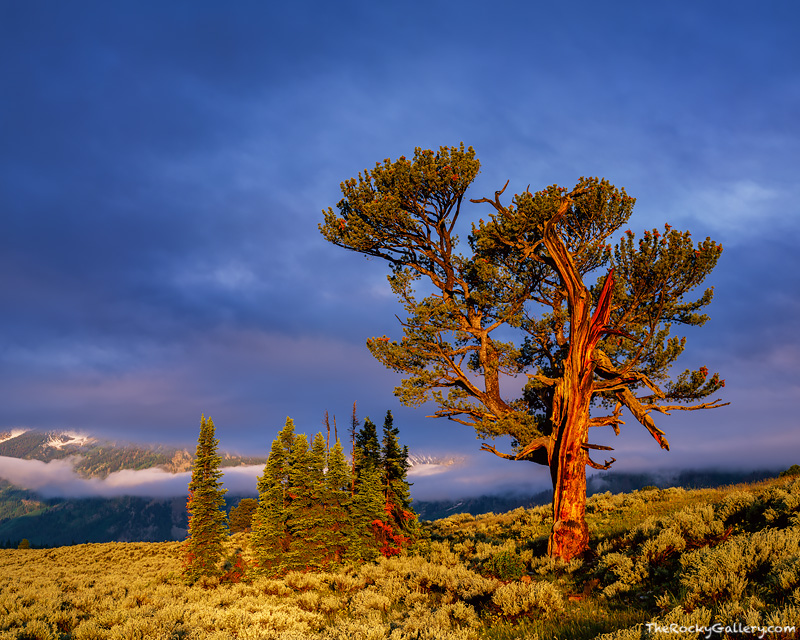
[1,475,798,639]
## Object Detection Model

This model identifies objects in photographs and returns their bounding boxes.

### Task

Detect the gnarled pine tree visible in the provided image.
[320,144,727,561]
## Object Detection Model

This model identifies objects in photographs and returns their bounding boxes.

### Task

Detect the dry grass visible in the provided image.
[1,476,798,639]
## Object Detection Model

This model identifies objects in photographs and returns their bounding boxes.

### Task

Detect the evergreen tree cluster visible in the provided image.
[182,410,417,581]
[251,410,418,576]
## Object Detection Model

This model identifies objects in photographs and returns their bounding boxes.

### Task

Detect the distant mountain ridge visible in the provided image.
[413,468,784,521]
[0,428,262,546]
[0,429,461,479]
[1,429,786,547]
[0,478,191,547]
[0,428,266,478]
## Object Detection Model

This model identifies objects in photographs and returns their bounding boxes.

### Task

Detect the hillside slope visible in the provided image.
[1,475,798,639]
[0,428,266,477]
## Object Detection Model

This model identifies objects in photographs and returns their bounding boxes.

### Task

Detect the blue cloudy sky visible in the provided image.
[1,1,799,497]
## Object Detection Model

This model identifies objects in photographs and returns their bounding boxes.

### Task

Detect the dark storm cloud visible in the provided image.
[1,0,798,482]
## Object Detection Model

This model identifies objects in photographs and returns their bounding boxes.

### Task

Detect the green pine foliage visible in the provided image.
[285,433,334,571]
[779,464,800,478]
[381,410,417,540]
[353,416,380,483]
[251,417,295,572]
[348,464,386,562]
[228,498,257,534]
[352,410,419,559]
[324,438,354,563]
[251,413,419,575]
[183,416,228,583]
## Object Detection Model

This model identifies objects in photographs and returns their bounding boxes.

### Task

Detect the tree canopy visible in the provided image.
[320,144,727,560]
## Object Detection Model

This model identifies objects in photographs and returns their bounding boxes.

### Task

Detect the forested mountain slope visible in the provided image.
[0,428,265,477]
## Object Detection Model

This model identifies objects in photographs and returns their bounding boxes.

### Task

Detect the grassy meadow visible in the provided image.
[1,476,799,640]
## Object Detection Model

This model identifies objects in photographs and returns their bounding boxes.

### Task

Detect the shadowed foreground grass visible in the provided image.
[1,476,798,639]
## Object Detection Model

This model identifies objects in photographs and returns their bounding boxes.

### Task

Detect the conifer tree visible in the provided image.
[286,432,335,570]
[183,415,228,582]
[349,402,359,494]
[309,431,328,481]
[251,417,296,573]
[354,416,380,484]
[348,464,385,562]
[284,434,314,569]
[324,438,353,563]
[253,414,417,571]
[229,498,257,533]
[320,144,727,560]
[309,432,338,564]
[380,410,416,537]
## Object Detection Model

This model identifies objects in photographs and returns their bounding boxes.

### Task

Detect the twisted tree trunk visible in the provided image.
[547,360,593,560]
[542,213,615,560]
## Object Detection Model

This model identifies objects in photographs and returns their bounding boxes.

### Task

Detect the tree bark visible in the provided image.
[547,355,593,561]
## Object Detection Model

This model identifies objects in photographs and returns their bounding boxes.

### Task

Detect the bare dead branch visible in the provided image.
[647,399,730,414]
[588,403,624,435]
[615,387,671,450]
[515,436,552,466]
[582,443,614,451]
[480,441,550,466]
[480,443,517,460]
[469,180,510,210]
[586,455,616,470]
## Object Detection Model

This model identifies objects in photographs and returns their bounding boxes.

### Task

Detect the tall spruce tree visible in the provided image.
[380,410,416,538]
[228,498,258,534]
[254,421,340,574]
[284,434,313,569]
[354,416,381,484]
[253,414,417,571]
[184,415,228,582]
[284,433,336,571]
[348,464,385,562]
[308,432,338,566]
[324,438,353,563]
[349,402,359,494]
[251,417,296,573]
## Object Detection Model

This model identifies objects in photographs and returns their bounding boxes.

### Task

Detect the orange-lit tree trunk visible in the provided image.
[547,362,593,559]
[542,209,613,561]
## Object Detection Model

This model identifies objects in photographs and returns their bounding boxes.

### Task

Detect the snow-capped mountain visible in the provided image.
[0,429,264,477]
[43,431,96,450]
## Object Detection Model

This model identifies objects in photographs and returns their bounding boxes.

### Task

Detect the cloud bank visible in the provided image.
[0,453,558,502]
[0,456,263,499]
